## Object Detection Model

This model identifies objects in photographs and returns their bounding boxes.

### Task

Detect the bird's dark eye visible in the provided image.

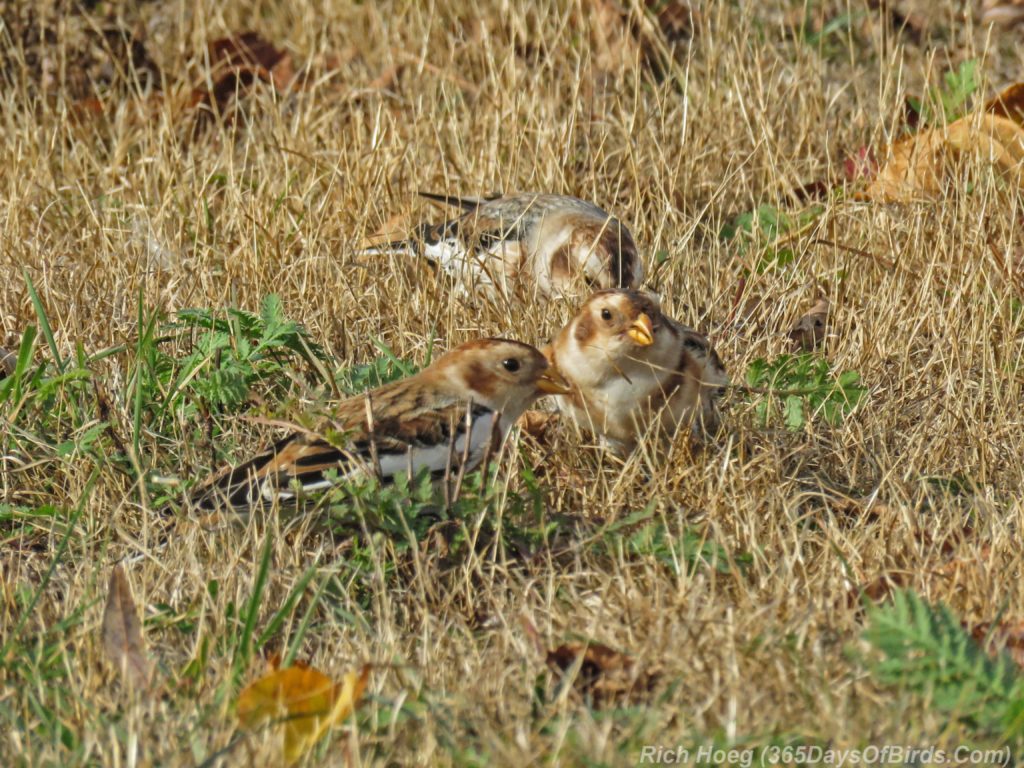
[600,308,613,321]
[502,358,521,373]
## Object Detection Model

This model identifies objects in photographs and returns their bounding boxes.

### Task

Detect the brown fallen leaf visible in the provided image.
[516,409,560,440]
[101,565,153,690]
[650,0,696,45]
[208,32,287,78]
[849,542,992,607]
[237,659,369,765]
[861,83,1024,202]
[546,640,655,703]
[850,570,913,606]
[969,620,1024,667]
[981,0,1024,27]
[189,32,285,123]
[789,296,830,350]
[188,31,346,133]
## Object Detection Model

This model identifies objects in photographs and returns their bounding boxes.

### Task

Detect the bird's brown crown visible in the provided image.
[433,338,561,404]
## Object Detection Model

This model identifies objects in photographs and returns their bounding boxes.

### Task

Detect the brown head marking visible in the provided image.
[599,219,637,288]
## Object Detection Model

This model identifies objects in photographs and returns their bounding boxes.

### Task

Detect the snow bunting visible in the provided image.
[192,338,569,512]
[362,192,644,299]
[546,290,728,453]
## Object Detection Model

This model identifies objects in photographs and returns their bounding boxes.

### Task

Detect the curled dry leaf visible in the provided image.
[789,296,830,350]
[101,565,153,691]
[237,659,370,765]
[861,83,1024,202]
[983,82,1024,124]
[189,32,286,120]
[546,641,656,703]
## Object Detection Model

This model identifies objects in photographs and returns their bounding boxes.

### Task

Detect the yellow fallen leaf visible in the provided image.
[237,661,370,765]
[861,83,1024,202]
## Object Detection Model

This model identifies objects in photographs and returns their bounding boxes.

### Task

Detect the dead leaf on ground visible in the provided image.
[545,640,656,703]
[849,570,913,606]
[181,31,350,134]
[516,410,560,440]
[983,82,1024,123]
[859,83,1024,202]
[848,543,993,607]
[101,565,153,690]
[237,659,369,765]
[981,0,1024,27]
[969,620,1024,667]
[70,30,348,130]
[789,296,830,350]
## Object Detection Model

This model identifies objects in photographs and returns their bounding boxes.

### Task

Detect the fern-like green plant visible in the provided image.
[336,338,422,395]
[162,294,328,415]
[862,589,1024,740]
[746,353,865,430]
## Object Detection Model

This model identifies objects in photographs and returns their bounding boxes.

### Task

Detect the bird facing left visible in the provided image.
[190,338,570,513]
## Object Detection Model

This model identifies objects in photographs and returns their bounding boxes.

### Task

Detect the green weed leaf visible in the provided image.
[746,354,865,430]
[862,590,1024,737]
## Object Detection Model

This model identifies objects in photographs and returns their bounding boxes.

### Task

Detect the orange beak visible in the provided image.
[537,367,571,395]
[627,313,655,346]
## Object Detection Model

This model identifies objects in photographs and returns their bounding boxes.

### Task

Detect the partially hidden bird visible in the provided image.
[360,192,644,300]
[545,289,728,454]
[191,338,569,512]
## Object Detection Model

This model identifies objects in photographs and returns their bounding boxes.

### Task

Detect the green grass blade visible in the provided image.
[284,572,333,667]
[0,470,96,659]
[235,531,275,675]
[22,270,63,373]
[255,559,320,649]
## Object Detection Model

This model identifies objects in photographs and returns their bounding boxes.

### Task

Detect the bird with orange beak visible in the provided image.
[545,290,728,453]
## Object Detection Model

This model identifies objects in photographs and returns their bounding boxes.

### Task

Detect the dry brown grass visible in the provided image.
[2,0,1024,765]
